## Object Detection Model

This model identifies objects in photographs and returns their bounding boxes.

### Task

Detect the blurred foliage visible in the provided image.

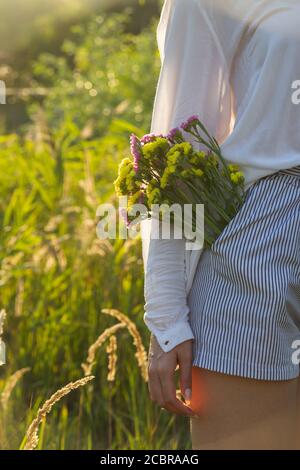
[28,10,160,137]
[0,0,161,132]
[0,8,191,450]
[0,0,161,62]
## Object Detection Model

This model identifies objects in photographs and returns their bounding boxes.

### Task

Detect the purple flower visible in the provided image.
[180,115,199,131]
[140,133,157,144]
[167,127,183,142]
[130,133,142,173]
[141,132,166,144]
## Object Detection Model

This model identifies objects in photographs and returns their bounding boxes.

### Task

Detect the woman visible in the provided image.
[142,0,300,450]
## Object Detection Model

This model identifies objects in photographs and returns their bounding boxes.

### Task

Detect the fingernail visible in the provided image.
[184,388,192,404]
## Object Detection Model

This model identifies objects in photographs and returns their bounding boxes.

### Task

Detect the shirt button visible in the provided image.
[164,340,169,345]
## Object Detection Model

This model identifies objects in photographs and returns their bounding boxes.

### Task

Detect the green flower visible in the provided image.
[180,169,191,179]
[118,157,133,177]
[180,168,203,179]
[113,158,133,196]
[168,164,177,174]
[160,167,172,189]
[197,151,206,159]
[168,142,192,157]
[148,188,161,205]
[181,142,193,155]
[167,150,181,165]
[165,143,195,176]
[207,153,219,168]
[228,163,240,173]
[187,150,207,167]
[192,168,204,177]
[230,171,244,184]
[114,175,127,195]
[122,168,139,192]
[114,158,135,195]
[129,190,143,206]
[142,137,170,160]
[146,180,158,199]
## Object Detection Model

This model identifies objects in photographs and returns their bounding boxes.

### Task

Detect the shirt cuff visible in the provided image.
[145,318,195,353]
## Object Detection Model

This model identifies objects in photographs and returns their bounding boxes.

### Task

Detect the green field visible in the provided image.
[0,2,191,450]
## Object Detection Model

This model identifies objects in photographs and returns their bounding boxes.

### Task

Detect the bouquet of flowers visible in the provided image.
[114,115,246,249]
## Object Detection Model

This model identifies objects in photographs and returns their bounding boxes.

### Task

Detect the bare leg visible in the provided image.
[189,366,299,450]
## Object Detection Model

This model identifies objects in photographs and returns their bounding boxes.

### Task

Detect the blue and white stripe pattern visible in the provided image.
[188,165,300,380]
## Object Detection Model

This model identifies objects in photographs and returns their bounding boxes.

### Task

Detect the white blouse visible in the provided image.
[141,0,300,352]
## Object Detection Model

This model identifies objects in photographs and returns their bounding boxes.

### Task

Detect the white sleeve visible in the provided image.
[142,0,232,353]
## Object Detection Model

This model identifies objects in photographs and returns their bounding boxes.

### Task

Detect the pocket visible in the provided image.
[209,184,254,251]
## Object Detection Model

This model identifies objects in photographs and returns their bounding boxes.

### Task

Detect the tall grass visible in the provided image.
[0,10,192,450]
[0,121,191,450]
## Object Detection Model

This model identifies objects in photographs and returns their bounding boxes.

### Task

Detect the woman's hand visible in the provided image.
[147,333,197,417]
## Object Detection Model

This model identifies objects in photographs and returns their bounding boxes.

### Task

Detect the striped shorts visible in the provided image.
[187,165,300,380]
